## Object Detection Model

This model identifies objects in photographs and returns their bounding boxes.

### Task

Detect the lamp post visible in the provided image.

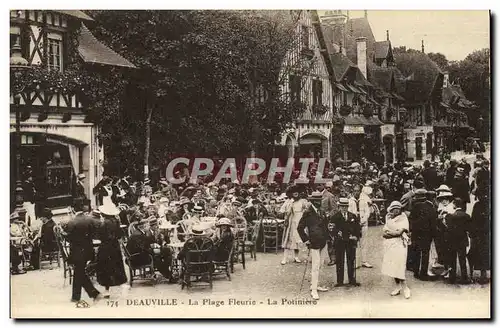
[10,40,31,219]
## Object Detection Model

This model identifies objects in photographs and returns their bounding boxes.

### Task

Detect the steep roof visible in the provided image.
[374,41,390,59]
[78,23,136,68]
[442,84,475,108]
[52,10,93,21]
[330,52,356,81]
[369,66,393,90]
[394,51,443,103]
[345,17,377,64]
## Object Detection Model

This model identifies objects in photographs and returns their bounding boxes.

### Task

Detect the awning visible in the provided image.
[335,83,349,92]
[398,107,408,113]
[346,84,363,94]
[343,125,365,134]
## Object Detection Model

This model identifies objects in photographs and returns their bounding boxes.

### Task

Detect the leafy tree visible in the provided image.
[427,52,449,71]
[450,48,490,140]
[85,10,311,178]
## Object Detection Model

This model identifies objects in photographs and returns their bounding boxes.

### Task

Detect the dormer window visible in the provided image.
[47,32,63,72]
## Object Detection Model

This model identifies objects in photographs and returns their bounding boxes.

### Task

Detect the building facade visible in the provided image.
[10,10,135,211]
[278,10,335,161]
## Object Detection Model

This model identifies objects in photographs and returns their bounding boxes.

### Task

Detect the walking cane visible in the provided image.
[298,247,311,295]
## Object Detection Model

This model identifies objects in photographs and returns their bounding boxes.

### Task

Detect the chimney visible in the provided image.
[386,30,390,41]
[443,71,449,88]
[421,39,425,53]
[356,37,367,79]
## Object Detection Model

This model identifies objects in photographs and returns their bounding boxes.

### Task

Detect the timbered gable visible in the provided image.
[281,10,334,123]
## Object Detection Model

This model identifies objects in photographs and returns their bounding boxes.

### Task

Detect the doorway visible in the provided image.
[415,137,423,160]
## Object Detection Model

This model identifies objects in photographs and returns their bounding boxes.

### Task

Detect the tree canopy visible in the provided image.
[84,10,309,177]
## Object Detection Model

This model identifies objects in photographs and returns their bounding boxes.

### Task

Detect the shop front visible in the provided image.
[10,113,104,211]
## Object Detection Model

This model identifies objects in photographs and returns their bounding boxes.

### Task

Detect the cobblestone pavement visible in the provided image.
[11,225,490,318]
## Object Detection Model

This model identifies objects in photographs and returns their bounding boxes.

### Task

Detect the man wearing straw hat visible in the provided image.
[331,198,362,287]
[297,191,330,300]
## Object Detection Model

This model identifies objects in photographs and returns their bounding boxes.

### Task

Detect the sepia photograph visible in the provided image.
[8,8,491,319]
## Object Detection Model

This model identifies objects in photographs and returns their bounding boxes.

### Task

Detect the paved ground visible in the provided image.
[11,149,490,318]
[11,224,490,319]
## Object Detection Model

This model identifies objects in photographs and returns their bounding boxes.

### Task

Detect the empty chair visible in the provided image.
[262,217,280,254]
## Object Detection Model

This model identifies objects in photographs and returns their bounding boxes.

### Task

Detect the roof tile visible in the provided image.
[78,23,136,68]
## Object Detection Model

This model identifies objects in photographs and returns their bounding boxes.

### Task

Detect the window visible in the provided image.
[47,32,63,71]
[312,79,323,107]
[10,26,20,51]
[289,74,301,102]
[301,25,310,49]
[417,106,423,126]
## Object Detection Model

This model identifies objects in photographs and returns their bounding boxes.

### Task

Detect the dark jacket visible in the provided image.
[409,198,437,248]
[64,213,101,264]
[126,229,154,256]
[422,167,439,190]
[469,200,490,270]
[330,211,361,244]
[451,177,470,203]
[40,219,57,252]
[444,209,471,249]
[297,207,329,249]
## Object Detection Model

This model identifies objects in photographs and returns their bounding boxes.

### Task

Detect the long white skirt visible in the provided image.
[381,237,408,280]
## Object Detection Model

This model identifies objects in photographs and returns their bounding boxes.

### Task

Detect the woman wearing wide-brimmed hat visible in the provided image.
[279,184,307,265]
[382,201,411,299]
[95,203,128,298]
[212,218,235,262]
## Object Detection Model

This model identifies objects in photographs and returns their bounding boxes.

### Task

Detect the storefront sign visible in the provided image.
[343,125,365,134]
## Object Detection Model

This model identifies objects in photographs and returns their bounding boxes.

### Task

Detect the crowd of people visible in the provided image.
[10,152,490,303]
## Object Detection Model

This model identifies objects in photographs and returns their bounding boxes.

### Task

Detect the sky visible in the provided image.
[321,10,490,62]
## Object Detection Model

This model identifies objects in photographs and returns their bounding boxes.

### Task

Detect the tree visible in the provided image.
[450,48,490,141]
[427,52,449,71]
[85,10,310,178]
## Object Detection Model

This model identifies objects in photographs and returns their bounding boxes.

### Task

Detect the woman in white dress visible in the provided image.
[381,201,411,299]
[279,186,306,265]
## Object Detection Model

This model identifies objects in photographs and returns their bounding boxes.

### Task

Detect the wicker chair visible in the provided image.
[122,240,156,287]
[180,237,214,290]
[262,217,280,254]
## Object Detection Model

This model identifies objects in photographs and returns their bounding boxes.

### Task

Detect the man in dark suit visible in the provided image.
[64,200,102,303]
[422,160,439,191]
[31,208,58,270]
[316,182,337,266]
[127,218,173,280]
[331,198,362,287]
[297,192,330,300]
[445,198,472,284]
[409,189,437,280]
[451,168,470,205]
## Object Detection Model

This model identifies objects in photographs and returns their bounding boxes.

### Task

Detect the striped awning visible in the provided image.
[346,84,363,94]
[335,83,349,92]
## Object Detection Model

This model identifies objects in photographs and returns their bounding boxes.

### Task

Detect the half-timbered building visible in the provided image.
[10,10,135,211]
[277,10,335,161]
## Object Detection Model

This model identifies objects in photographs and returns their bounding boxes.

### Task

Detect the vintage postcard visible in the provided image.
[9,9,490,319]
